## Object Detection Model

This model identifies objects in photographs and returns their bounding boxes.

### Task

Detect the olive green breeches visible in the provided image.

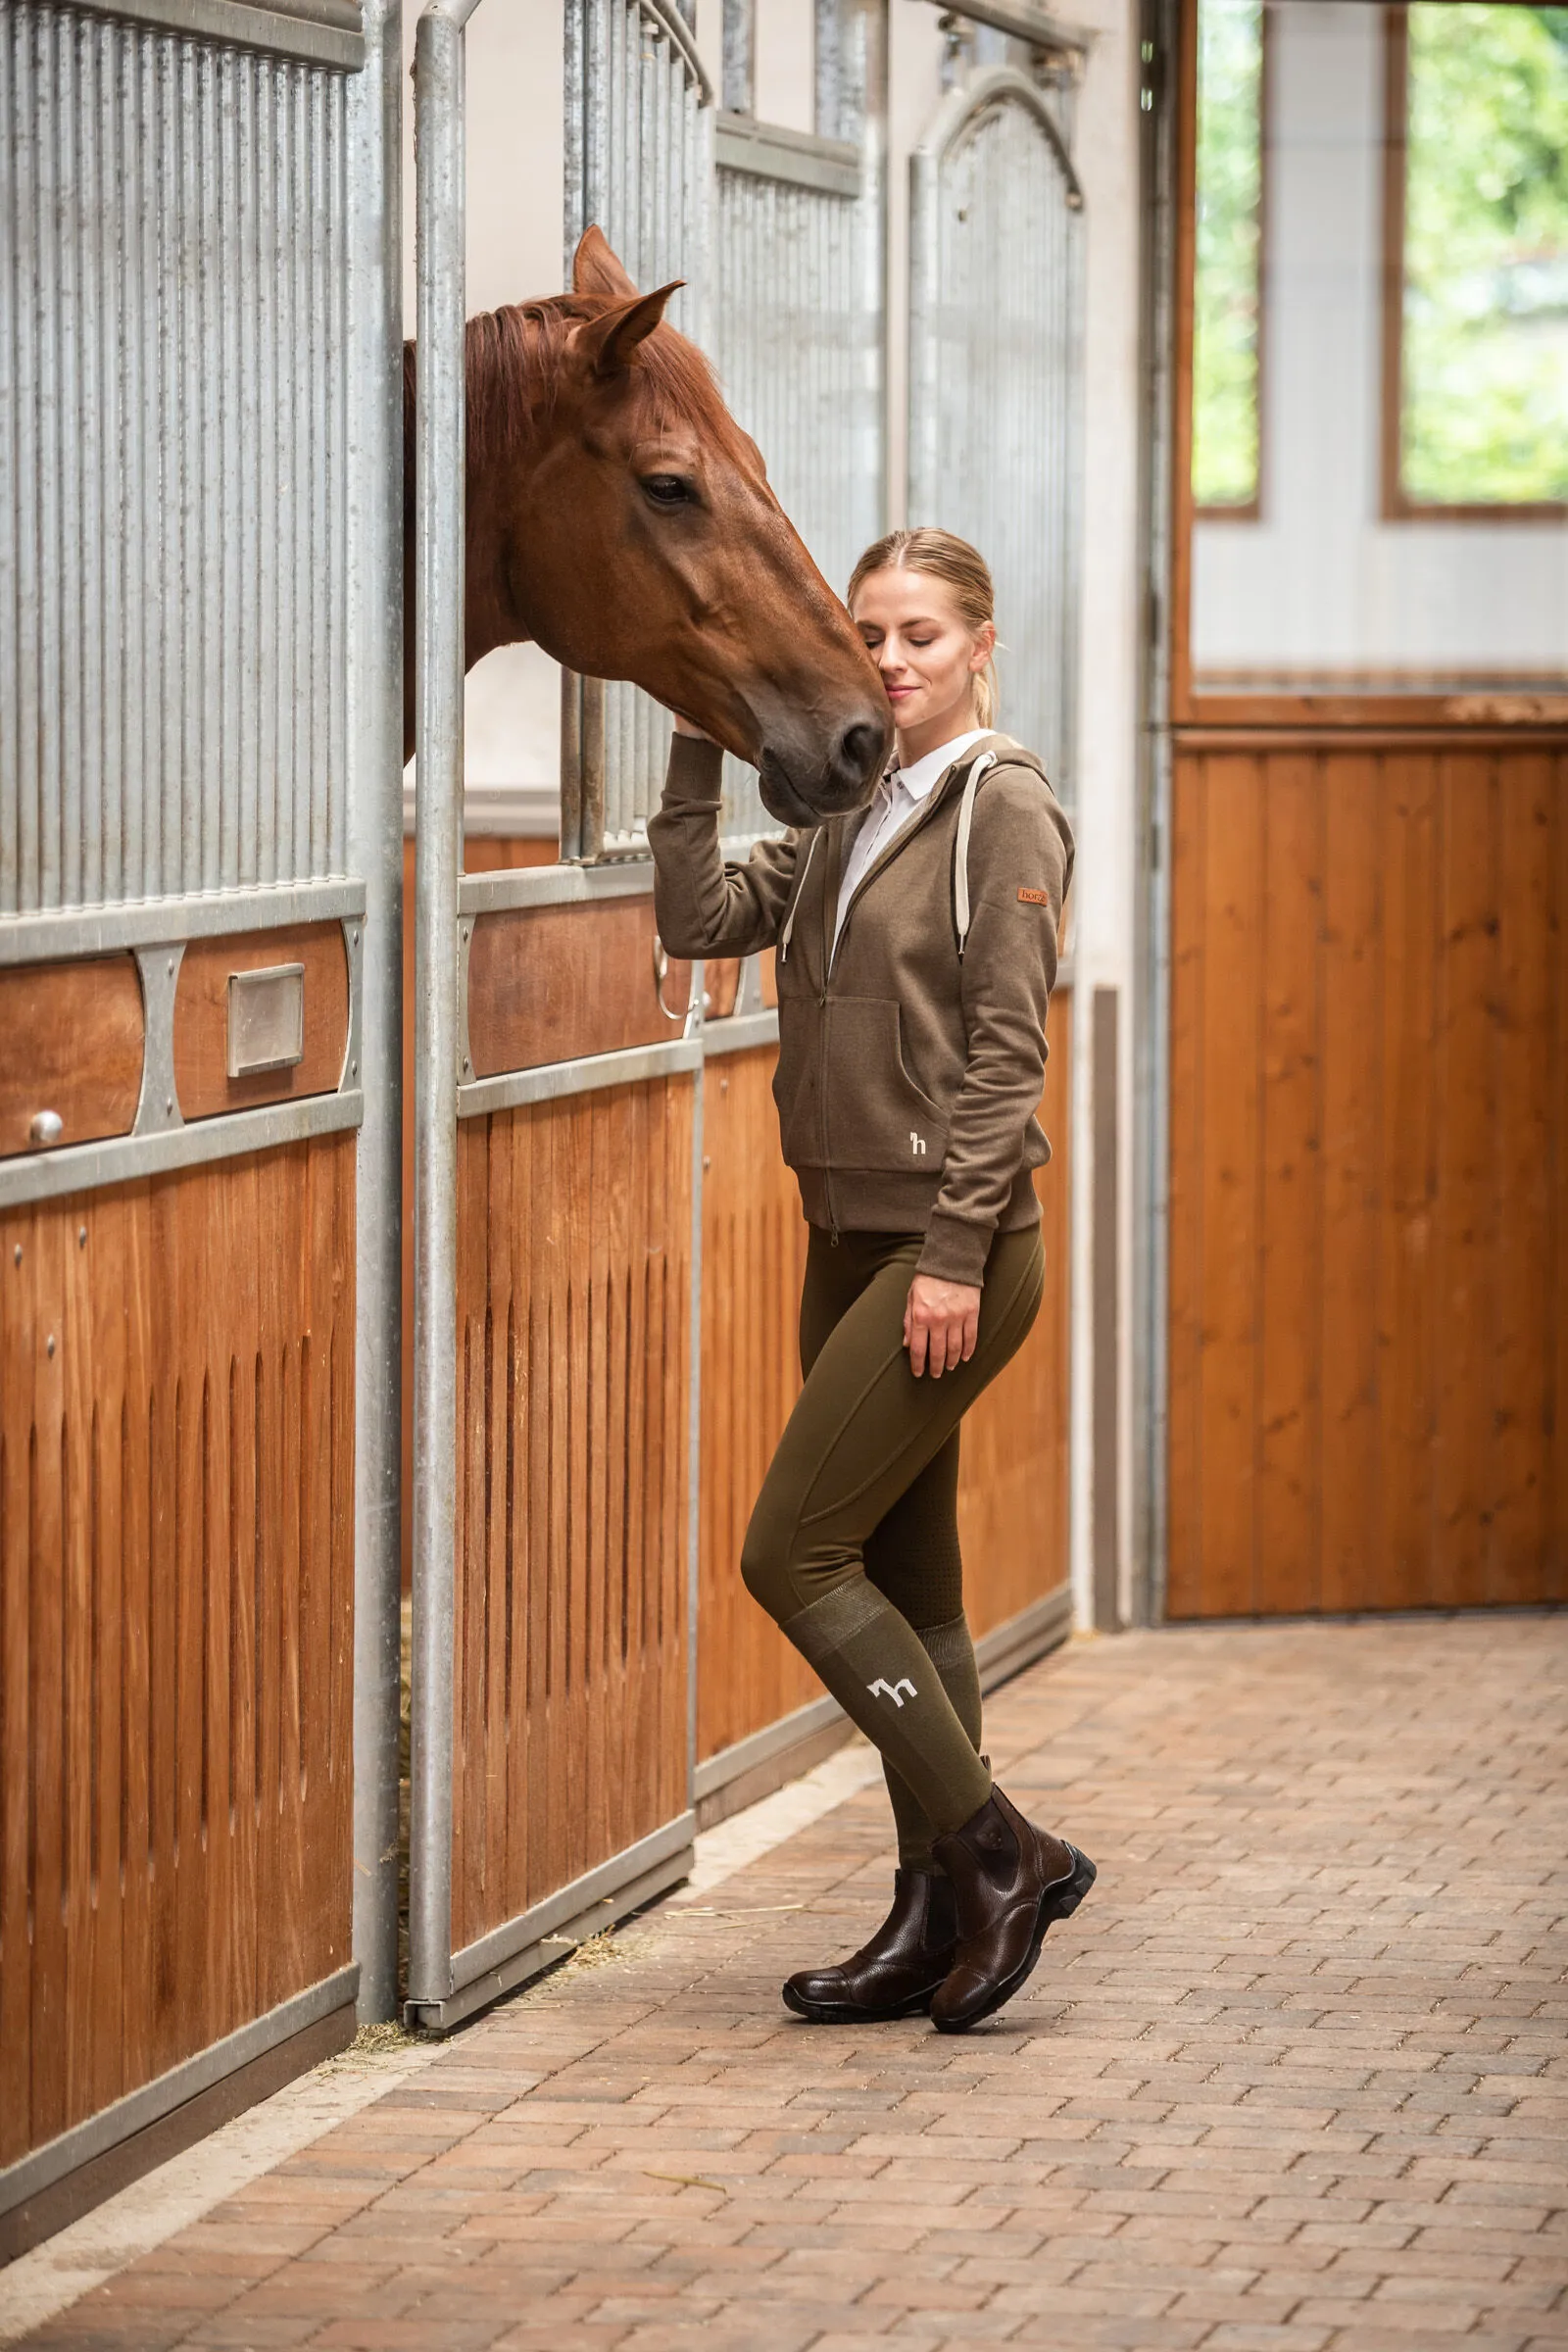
[739,1223,1046,1854]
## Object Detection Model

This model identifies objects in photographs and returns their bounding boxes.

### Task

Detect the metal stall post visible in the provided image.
[349,0,410,2027]
[408,0,483,2017]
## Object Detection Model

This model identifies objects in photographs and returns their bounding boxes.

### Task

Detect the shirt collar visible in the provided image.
[887,727,991,805]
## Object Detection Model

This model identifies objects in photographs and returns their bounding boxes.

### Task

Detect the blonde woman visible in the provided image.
[651,528,1093,2032]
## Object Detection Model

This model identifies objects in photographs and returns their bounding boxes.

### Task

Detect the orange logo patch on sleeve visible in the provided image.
[1017,886,1052,906]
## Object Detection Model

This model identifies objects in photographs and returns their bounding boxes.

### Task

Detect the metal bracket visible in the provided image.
[132,945,186,1136]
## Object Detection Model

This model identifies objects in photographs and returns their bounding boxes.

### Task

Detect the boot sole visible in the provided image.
[932,1843,1097,2034]
[781,1981,944,2025]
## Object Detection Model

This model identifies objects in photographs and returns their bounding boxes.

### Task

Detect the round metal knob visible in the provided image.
[28,1109,64,1150]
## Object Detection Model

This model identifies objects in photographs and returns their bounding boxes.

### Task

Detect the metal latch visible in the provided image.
[227,963,306,1078]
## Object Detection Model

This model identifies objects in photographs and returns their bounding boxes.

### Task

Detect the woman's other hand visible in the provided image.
[670,710,714,741]
[904,1274,981,1378]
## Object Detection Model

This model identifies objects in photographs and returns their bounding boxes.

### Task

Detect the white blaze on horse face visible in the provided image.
[866,1677,918,1708]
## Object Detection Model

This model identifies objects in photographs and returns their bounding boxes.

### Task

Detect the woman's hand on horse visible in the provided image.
[904,1275,981,1379]
[670,710,714,742]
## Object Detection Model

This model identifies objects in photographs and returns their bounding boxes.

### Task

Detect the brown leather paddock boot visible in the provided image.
[929,1786,1096,2033]
[782,1869,958,2023]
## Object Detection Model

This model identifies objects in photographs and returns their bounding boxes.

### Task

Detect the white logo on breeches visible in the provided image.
[866,1676,917,1707]
[908,1131,927,1156]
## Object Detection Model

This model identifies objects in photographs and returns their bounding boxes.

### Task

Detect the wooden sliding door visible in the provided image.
[1165,0,1568,1615]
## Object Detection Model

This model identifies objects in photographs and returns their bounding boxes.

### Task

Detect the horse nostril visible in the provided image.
[839,721,885,784]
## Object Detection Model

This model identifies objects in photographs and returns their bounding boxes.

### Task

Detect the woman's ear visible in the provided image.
[969,621,997,673]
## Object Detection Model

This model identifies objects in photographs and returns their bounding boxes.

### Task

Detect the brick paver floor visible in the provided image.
[24,1615,1568,2351]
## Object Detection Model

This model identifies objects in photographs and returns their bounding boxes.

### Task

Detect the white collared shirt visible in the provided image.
[831,728,990,954]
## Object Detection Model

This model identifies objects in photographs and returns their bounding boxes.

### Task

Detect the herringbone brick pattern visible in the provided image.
[26,1616,1568,2350]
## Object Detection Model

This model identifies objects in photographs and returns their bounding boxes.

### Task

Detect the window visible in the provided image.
[1387,3,1568,514]
[1192,0,1264,513]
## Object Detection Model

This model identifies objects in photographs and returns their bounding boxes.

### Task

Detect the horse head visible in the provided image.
[437,229,890,827]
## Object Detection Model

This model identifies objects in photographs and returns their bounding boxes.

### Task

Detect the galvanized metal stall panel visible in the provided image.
[0,0,354,914]
[0,0,405,2246]
[909,66,1085,802]
[709,0,884,845]
[561,0,710,860]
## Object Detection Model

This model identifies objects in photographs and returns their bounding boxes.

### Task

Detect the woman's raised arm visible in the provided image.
[647,732,803,958]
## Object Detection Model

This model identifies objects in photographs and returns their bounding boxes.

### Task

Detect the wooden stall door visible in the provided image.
[441,886,696,1969]
[1167,744,1568,1616]
[0,1140,356,2172]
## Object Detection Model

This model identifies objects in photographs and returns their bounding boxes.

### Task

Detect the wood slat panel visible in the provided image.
[450,1078,691,1952]
[173,924,349,1121]
[957,993,1074,1640]
[466,899,693,1078]
[0,1137,355,2169]
[0,956,143,1158]
[1168,743,1568,1616]
[697,1047,817,1764]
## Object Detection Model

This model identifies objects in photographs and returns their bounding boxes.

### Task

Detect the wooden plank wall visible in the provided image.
[1168,741,1568,1616]
[697,1048,817,1762]
[957,988,1074,1641]
[0,1137,356,2169]
[450,1078,692,1955]
[697,997,1074,1764]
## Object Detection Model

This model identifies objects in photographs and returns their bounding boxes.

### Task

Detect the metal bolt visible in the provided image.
[77,1225,87,1249]
[166,1096,173,1114]
[167,957,174,975]
[12,1245,21,1267]
[46,1335,55,1358]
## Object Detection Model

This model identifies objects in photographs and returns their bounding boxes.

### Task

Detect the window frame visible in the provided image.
[1381,1,1568,524]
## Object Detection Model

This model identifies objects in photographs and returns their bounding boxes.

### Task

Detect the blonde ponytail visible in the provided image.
[847,527,999,730]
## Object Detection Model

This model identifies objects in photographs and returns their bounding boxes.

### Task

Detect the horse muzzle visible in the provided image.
[758,709,890,828]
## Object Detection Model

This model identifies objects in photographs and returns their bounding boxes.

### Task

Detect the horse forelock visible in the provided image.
[400,295,754,488]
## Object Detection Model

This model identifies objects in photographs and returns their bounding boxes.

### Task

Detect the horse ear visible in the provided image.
[572,225,638,300]
[578,280,684,378]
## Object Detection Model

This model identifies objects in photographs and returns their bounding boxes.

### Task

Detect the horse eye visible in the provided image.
[642,474,695,508]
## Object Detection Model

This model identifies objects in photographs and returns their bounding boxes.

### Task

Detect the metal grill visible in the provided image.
[710,13,882,843]
[563,0,710,859]
[909,67,1084,803]
[0,0,351,914]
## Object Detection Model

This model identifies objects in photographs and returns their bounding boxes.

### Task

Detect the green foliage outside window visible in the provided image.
[1193,0,1262,509]
[1402,5,1568,506]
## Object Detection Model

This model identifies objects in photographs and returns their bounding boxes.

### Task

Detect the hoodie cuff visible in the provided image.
[662,734,725,808]
[916,1208,993,1290]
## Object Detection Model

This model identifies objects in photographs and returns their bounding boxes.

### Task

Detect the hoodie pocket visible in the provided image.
[823,997,949,1175]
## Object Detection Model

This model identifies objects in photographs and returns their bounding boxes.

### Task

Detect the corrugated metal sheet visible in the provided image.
[0,0,351,914]
[909,69,1084,804]
[564,0,709,859]
[710,117,881,843]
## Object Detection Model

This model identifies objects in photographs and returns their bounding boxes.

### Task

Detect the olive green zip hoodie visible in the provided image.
[648,732,1073,1289]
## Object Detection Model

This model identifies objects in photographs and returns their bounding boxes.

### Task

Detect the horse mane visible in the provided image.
[400,291,750,506]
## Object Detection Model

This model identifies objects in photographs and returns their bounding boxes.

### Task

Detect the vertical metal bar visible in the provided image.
[348,0,407,2026]
[581,672,606,859]
[721,0,753,115]
[409,0,483,2012]
[684,996,705,1808]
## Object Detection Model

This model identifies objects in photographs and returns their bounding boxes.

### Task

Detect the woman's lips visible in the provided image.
[885,684,917,701]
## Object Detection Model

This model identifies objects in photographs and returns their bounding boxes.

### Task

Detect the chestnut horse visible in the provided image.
[402,228,889,826]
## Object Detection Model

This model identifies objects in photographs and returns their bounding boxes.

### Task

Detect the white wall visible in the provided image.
[1192,1,1568,686]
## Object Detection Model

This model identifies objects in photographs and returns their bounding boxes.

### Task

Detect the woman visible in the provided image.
[650,527,1093,2033]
